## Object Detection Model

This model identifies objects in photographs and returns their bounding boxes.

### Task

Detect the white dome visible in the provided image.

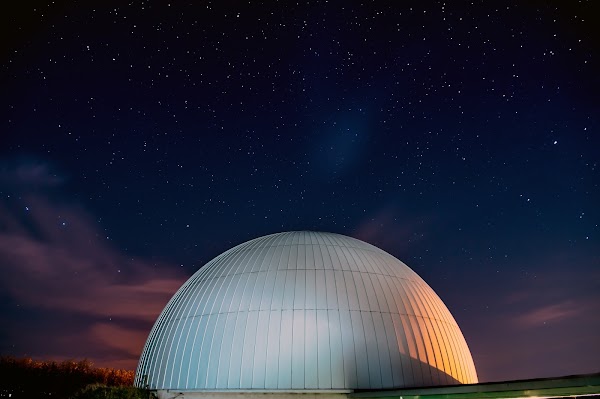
[135,231,477,390]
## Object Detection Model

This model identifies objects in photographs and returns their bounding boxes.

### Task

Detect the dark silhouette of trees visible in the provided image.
[71,384,148,399]
[0,356,146,399]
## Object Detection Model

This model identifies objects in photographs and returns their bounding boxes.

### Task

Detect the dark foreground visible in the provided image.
[0,356,147,398]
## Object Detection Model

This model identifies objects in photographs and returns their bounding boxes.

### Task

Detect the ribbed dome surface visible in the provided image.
[135,231,477,390]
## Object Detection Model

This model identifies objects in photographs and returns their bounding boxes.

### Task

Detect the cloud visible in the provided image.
[90,323,150,358]
[0,162,187,369]
[503,262,600,330]
[470,295,600,382]
[513,300,583,327]
[465,258,600,382]
[0,159,65,188]
[0,198,185,321]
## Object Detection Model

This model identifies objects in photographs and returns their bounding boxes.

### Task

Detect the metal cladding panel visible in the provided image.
[264,310,281,389]
[205,314,225,387]
[291,309,305,389]
[228,310,247,388]
[304,309,318,388]
[339,309,357,387]
[327,309,345,388]
[316,309,332,388]
[135,231,478,390]
[251,309,269,387]
[278,309,293,388]
[381,312,403,387]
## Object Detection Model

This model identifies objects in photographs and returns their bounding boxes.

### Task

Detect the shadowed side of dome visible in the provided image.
[135,231,477,391]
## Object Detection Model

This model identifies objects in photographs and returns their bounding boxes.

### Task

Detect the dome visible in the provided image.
[135,231,477,391]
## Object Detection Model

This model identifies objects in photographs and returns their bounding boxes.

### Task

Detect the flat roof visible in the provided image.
[350,373,600,399]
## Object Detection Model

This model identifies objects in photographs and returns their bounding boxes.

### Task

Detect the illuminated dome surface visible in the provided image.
[136,231,477,390]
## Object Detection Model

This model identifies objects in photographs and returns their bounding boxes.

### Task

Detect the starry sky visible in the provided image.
[1,0,598,383]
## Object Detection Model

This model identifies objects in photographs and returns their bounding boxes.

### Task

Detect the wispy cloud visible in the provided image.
[513,300,583,327]
[467,257,600,382]
[0,159,65,188]
[0,161,187,369]
[503,262,600,330]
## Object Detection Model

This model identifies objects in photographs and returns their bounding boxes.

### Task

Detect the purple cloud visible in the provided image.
[0,163,187,369]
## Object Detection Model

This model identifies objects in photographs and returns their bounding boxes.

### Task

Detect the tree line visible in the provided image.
[0,356,147,398]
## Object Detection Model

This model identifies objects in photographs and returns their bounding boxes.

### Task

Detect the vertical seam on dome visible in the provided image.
[353,247,379,312]
[238,234,273,388]
[221,243,255,387]
[309,230,317,245]
[457,314,477,383]
[224,238,258,388]
[393,277,423,379]
[427,285,465,384]
[359,268,392,386]
[340,245,377,388]
[322,241,343,388]
[254,234,281,388]
[401,276,435,386]
[279,231,295,388]
[457,322,475,382]
[373,252,397,278]
[315,244,331,388]
[385,279,412,387]
[383,310,405,387]
[268,232,287,388]
[370,274,395,387]
[210,242,253,388]
[194,245,243,388]
[302,232,312,389]
[193,245,246,388]
[450,307,471,383]
[250,233,279,388]
[302,239,308,388]
[415,284,442,381]
[424,281,457,385]
[274,232,288,388]
[335,241,362,388]
[432,295,461,383]
[446,315,467,383]
[178,250,233,388]
[227,246,264,388]
[185,247,240,386]
[188,255,231,385]
[418,282,452,385]
[162,271,201,387]
[361,246,401,385]
[146,274,194,387]
[425,284,454,384]
[180,281,216,389]
[353,246,377,277]
[324,307,333,388]
[154,260,210,388]
[290,234,303,388]
[385,270,417,387]
[466,334,477,382]
[389,275,421,385]
[369,257,400,385]
[406,279,439,385]
[438,294,464,382]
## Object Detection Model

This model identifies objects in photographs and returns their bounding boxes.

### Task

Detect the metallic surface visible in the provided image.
[135,231,478,390]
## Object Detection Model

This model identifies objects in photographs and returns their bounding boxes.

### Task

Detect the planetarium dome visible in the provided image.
[135,231,477,392]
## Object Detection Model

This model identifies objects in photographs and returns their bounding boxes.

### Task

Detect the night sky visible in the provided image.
[1,1,598,383]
